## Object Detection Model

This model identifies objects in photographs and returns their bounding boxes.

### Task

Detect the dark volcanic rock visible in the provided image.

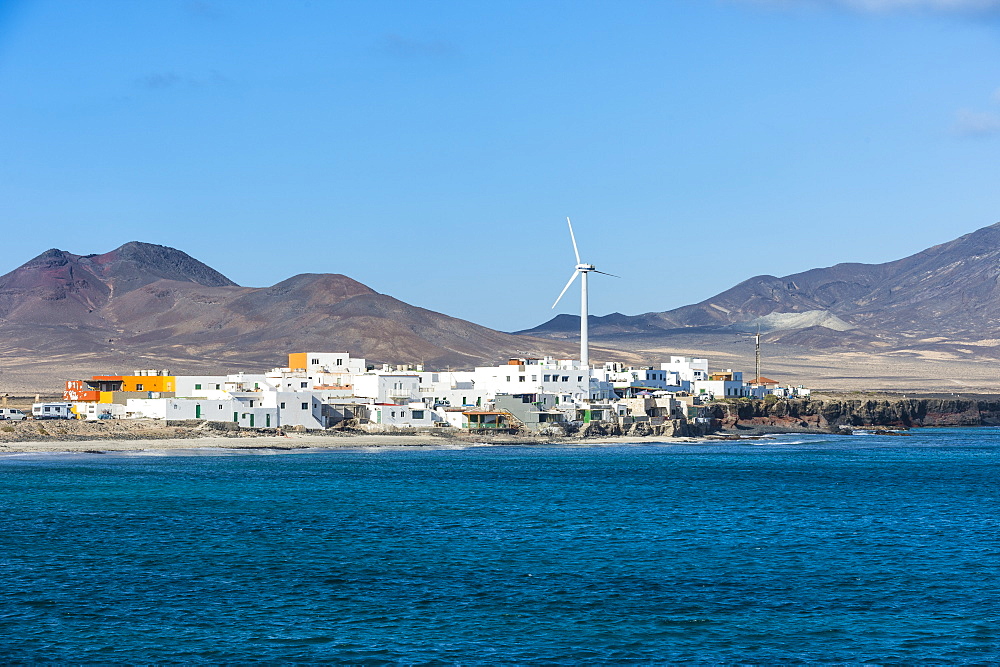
[96,241,237,292]
[0,242,585,373]
[710,397,1000,429]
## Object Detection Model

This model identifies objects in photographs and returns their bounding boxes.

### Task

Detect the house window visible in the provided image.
[215,384,221,390]
[300,382,308,388]
[195,383,202,390]
[301,403,308,410]
[311,358,320,365]
[391,411,396,417]
[578,376,583,382]
[412,410,424,419]
[562,376,569,382]
[506,376,511,382]
[280,402,286,409]
[218,405,223,410]
[531,375,537,381]
[544,375,551,382]
[519,376,526,382]
[136,384,144,391]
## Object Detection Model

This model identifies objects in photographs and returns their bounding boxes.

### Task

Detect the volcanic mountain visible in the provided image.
[0,242,604,388]
[518,221,1000,359]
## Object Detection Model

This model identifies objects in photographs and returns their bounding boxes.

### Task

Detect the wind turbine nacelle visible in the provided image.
[576,264,595,272]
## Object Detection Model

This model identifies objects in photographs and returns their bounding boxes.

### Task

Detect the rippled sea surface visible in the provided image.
[2,428,1000,663]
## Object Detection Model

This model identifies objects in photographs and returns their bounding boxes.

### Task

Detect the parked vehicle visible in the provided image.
[0,408,26,421]
[32,403,75,420]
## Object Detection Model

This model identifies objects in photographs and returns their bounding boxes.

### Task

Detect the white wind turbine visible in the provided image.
[551,217,617,369]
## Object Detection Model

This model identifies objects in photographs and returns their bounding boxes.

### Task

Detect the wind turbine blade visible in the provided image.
[566,217,581,264]
[551,270,580,309]
[592,270,620,278]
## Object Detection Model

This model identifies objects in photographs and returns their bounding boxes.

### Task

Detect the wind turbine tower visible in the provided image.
[551,217,616,369]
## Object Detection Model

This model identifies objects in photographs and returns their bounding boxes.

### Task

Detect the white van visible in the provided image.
[0,408,26,421]
[32,403,75,420]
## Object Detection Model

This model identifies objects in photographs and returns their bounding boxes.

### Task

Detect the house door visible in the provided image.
[266,414,271,428]
[250,414,255,427]
[195,404,201,419]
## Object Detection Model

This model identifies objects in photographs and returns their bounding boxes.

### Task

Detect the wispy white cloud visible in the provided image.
[740,0,1000,13]
[381,34,458,59]
[841,0,1000,10]
[954,108,1000,137]
[136,72,181,90]
[134,71,229,91]
[183,1,222,20]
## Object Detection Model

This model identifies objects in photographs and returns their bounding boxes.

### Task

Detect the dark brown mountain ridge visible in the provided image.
[0,242,597,384]
[518,221,1000,357]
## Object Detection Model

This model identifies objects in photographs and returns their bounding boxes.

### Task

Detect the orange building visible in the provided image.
[63,375,176,402]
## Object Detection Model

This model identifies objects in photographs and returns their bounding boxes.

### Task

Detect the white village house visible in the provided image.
[58,348,805,430]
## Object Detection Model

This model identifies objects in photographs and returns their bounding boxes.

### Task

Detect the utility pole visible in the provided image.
[754,324,761,383]
[737,325,763,384]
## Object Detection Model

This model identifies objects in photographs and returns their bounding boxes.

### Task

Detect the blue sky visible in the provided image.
[1,0,999,331]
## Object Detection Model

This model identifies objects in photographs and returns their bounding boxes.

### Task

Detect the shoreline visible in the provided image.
[0,424,965,455]
[0,432,719,455]
[3,392,997,452]
[3,409,993,455]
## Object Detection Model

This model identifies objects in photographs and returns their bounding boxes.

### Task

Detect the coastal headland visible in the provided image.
[710,394,1000,433]
[3,393,999,453]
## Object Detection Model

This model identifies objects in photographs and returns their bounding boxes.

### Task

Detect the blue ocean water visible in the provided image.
[1,429,999,663]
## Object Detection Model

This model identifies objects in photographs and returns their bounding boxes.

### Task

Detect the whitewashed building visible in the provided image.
[174,376,229,398]
[600,364,688,394]
[693,370,750,399]
[365,403,438,427]
[126,397,278,428]
[352,374,422,404]
[259,391,328,430]
[660,356,710,384]
[287,352,367,375]
[71,402,126,420]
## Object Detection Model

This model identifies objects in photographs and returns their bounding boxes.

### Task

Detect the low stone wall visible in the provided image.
[0,418,200,442]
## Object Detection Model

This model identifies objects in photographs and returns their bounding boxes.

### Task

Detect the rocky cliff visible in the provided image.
[577,418,717,438]
[710,397,1000,430]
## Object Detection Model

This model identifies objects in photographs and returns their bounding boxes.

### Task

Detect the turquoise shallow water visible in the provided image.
[1,428,999,663]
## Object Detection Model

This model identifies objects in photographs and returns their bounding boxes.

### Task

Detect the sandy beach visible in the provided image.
[0,412,733,454]
[0,430,723,455]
